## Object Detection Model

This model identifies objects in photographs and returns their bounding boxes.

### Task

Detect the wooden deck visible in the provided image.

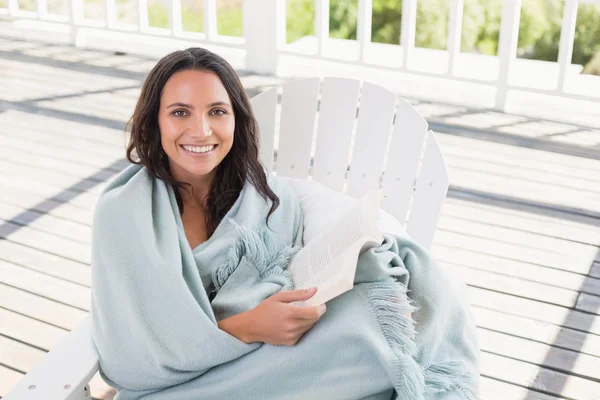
[1,36,600,400]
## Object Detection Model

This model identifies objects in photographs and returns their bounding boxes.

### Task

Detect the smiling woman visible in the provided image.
[90,47,478,400]
[125,48,279,241]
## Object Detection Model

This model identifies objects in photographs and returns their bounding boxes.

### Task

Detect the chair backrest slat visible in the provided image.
[380,98,428,226]
[251,86,278,174]
[250,78,448,250]
[346,82,396,198]
[406,132,449,249]
[276,78,320,179]
[311,78,361,192]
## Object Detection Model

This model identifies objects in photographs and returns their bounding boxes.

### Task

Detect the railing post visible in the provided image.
[400,0,417,70]
[169,0,183,36]
[315,0,329,56]
[557,0,578,93]
[495,0,521,111]
[357,0,372,62]
[137,0,149,32]
[105,0,117,28]
[204,0,217,40]
[37,0,48,18]
[243,0,285,74]
[447,0,464,76]
[68,0,84,46]
[7,0,18,15]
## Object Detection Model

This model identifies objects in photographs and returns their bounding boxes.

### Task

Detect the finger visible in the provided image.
[272,288,317,303]
[292,320,317,333]
[289,304,326,320]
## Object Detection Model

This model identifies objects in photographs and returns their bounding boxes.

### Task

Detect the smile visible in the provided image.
[180,144,217,156]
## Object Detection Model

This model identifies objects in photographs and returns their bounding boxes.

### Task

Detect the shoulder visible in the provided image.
[93,164,157,227]
[266,174,295,197]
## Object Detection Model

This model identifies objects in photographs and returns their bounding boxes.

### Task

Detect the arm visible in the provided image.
[218,288,326,346]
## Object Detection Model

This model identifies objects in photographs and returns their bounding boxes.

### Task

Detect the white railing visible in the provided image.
[0,0,599,111]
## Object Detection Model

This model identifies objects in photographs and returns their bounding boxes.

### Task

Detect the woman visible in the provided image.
[91,48,479,400]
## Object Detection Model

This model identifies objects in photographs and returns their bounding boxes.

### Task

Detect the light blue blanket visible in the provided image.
[91,164,479,399]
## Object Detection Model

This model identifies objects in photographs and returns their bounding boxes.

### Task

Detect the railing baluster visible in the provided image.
[137,0,149,32]
[357,0,372,61]
[37,0,48,18]
[400,0,417,70]
[204,0,217,39]
[447,0,463,76]
[105,0,117,28]
[171,0,183,35]
[495,0,521,111]
[557,0,578,93]
[68,0,83,44]
[244,0,285,74]
[7,0,18,15]
[315,0,329,56]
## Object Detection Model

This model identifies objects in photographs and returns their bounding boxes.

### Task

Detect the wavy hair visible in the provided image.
[126,48,279,236]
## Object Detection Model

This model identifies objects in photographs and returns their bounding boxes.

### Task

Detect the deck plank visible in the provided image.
[0,240,90,286]
[0,219,90,264]
[478,328,600,381]
[433,244,600,296]
[0,282,87,330]
[0,202,91,244]
[472,306,600,358]
[0,259,90,310]
[468,286,600,335]
[480,352,600,400]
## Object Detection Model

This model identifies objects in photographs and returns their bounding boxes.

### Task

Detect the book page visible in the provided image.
[288,190,384,299]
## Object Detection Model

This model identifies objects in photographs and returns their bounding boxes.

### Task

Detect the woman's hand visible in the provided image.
[218,288,326,346]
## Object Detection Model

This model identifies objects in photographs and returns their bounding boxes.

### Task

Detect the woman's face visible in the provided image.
[158,69,235,187]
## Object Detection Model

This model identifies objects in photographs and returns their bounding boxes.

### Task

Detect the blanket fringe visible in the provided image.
[355,282,425,400]
[213,223,299,291]
[423,361,478,400]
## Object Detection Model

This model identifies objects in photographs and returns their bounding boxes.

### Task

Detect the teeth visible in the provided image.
[183,145,215,153]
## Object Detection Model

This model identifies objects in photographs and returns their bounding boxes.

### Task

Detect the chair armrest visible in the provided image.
[4,316,99,400]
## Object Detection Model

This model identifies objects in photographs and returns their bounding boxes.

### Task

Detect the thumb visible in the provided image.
[272,288,317,303]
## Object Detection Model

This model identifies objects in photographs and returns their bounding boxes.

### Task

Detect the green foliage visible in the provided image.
[329,0,358,40]
[287,0,315,43]
[148,3,169,28]
[216,5,242,37]
[371,0,401,44]
[583,51,600,75]
[416,0,448,50]
[572,3,600,66]
[17,0,35,11]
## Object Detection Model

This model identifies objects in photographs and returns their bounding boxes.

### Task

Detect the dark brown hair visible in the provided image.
[126,47,279,236]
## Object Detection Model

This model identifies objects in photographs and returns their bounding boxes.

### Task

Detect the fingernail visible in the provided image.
[317,304,327,316]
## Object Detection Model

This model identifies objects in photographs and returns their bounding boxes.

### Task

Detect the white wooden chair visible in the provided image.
[4,77,449,400]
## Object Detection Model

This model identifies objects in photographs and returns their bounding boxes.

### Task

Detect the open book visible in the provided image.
[288,190,385,306]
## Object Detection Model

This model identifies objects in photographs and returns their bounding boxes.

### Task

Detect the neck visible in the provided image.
[169,166,215,210]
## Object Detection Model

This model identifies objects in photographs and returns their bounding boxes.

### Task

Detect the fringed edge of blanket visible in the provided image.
[356,281,478,400]
[423,361,479,400]
[355,281,425,400]
[213,223,299,291]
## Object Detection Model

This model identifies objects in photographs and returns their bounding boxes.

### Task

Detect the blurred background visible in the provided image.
[0,1,599,399]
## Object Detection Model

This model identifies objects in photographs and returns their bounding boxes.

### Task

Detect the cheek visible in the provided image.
[225,119,235,141]
[159,117,180,143]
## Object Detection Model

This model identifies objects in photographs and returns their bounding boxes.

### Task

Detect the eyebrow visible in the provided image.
[166,101,231,109]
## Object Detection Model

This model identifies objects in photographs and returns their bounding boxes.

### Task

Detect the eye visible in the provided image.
[210,109,227,116]
[172,109,188,117]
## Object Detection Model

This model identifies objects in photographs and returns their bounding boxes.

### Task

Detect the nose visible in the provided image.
[190,115,213,138]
